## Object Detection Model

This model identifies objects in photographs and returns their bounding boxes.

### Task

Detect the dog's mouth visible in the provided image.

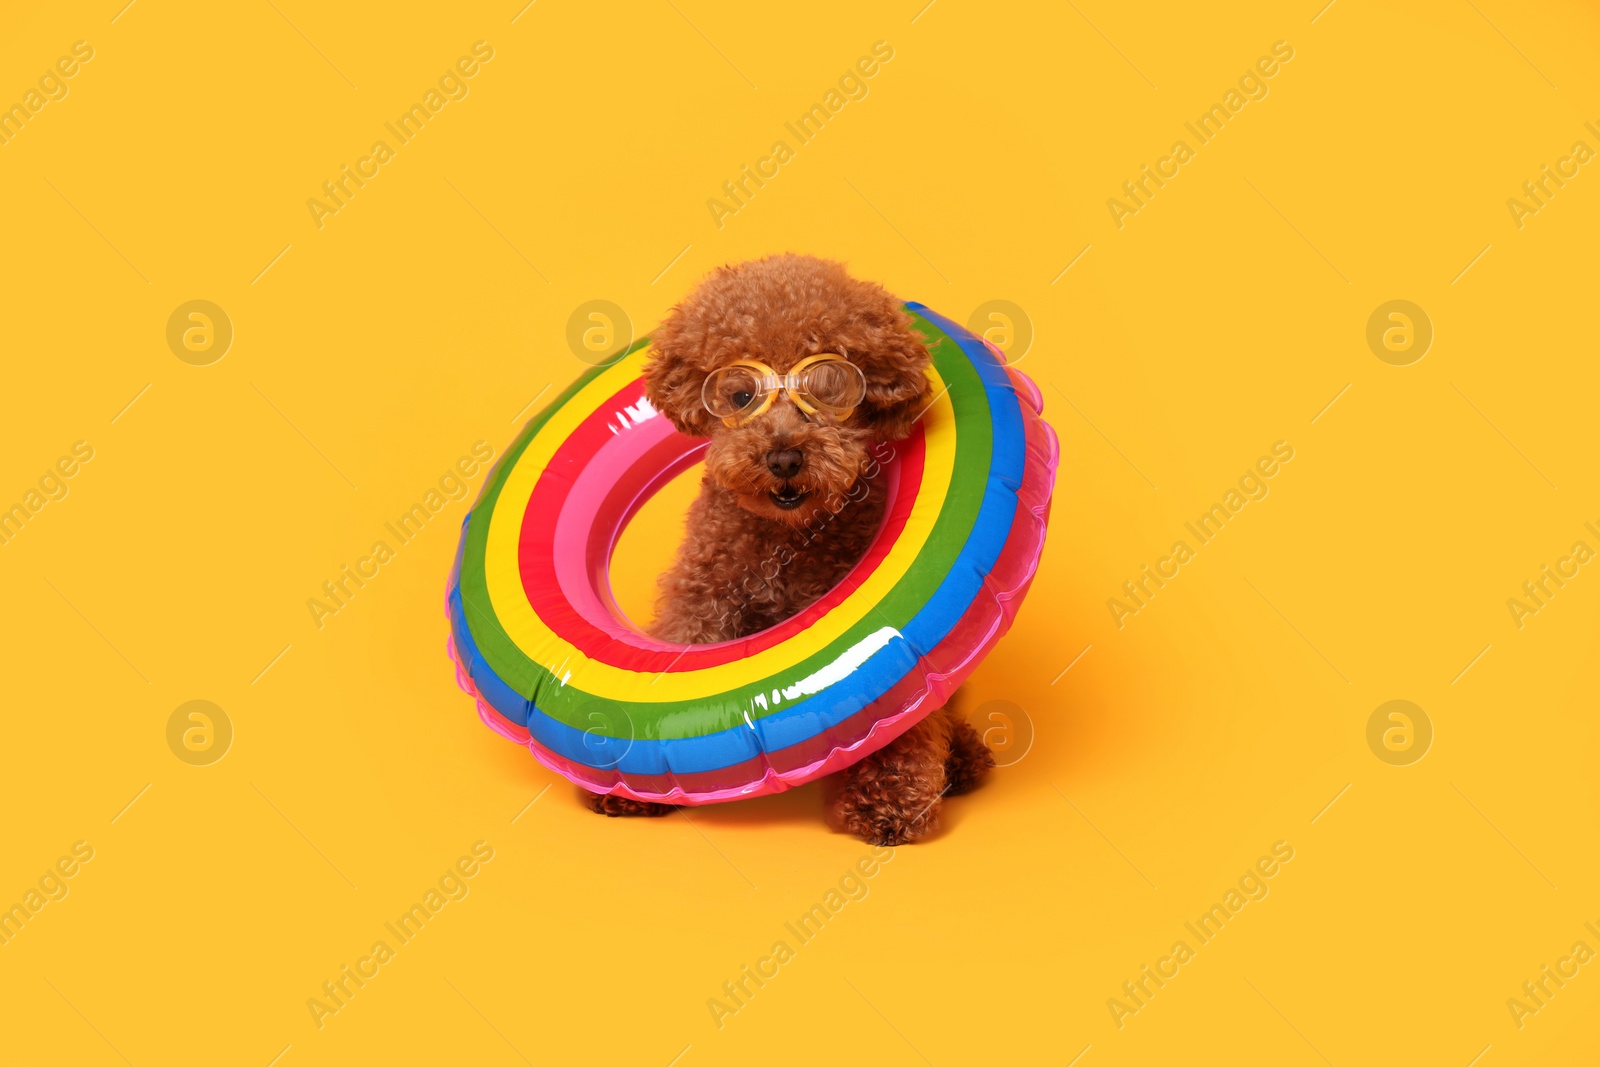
[768,484,811,510]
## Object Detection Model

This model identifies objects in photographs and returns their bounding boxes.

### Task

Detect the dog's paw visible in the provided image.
[841,808,940,847]
[582,789,675,818]
[829,794,942,846]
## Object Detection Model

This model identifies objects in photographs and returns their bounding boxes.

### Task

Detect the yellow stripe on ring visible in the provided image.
[483,349,957,701]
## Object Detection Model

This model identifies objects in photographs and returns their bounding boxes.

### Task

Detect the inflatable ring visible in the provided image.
[446,303,1058,805]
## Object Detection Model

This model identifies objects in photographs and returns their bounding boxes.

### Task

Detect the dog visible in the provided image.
[580,254,994,845]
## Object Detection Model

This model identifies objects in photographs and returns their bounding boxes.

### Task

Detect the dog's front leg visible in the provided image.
[826,704,992,845]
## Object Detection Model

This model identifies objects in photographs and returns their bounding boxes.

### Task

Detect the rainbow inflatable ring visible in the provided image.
[446,303,1057,805]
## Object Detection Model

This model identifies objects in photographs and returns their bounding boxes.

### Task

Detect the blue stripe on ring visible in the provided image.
[448,306,1028,778]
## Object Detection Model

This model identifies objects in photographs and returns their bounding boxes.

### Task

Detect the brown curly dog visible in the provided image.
[580,254,994,845]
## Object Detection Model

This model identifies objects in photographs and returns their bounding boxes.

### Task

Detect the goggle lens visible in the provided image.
[703,366,768,419]
[801,359,866,413]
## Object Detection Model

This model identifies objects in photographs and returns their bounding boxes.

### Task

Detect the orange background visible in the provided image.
[1,0,1598,1063]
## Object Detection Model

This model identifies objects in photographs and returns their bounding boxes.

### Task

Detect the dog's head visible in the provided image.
[644,254,931,526]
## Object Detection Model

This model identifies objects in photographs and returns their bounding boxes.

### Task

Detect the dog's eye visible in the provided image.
[702,366,766,420]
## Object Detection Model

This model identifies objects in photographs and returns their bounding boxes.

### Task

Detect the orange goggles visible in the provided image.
[701,354,867,427]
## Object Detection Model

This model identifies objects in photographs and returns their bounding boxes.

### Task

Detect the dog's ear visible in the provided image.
[643,312,718,438]
[851,304,933,442]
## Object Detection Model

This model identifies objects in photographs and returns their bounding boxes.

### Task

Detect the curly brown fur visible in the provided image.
[943,711,996,796]
[583,789,674,818]
[579,254,993,841]
[825,705,985,845]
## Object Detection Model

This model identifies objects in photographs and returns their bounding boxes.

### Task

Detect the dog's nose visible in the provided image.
[766,449,804,479]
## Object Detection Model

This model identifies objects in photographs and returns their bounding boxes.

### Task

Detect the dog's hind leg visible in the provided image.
[941,703,995,796]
